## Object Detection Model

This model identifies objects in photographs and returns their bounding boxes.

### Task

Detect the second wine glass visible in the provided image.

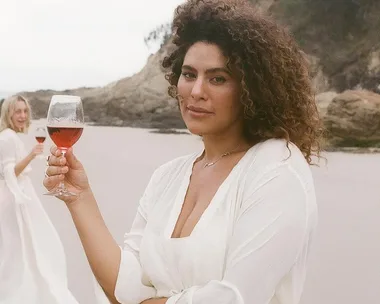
[34,126,47,159]
[45,95,84,197]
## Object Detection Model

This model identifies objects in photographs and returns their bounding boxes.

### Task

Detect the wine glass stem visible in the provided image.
[58,150,67,191]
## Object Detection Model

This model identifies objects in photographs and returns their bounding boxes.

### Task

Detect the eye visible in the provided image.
[181,72,196,79]
[210,76,226,84]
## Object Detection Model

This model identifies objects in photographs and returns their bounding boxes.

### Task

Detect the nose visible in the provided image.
[20,112,27,120]
[191,77,207,101]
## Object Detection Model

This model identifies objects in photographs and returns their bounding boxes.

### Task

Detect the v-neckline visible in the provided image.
[165,145,256,240]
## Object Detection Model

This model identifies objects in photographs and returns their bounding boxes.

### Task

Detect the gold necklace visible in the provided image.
[203,143,242,168]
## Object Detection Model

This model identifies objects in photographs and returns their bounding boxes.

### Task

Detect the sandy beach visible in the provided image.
[22,122,380,304]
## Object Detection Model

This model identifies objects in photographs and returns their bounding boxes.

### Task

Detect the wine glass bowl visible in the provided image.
[35,126,46,143]
[34,126,47,159]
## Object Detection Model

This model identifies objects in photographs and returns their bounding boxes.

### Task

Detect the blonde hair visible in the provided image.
[0,95,32,133]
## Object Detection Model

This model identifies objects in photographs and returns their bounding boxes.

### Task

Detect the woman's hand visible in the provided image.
[43,145,90,205]
[29,143,44,159]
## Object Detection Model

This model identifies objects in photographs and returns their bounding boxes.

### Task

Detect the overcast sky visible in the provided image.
[0,0,185,93]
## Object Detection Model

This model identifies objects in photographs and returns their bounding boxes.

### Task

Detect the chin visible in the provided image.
[181,112,223,137]
[16,125,25,132]
[184,121,213,137]
[187,127,203,136]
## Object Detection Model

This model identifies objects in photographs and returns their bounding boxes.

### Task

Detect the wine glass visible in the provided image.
[34,126,47,159]
[45,95,84,197]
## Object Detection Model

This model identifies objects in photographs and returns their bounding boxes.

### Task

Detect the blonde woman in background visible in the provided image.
[0,95,78,303]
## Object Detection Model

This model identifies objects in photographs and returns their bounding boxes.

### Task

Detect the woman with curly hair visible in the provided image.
[43,0,323,303]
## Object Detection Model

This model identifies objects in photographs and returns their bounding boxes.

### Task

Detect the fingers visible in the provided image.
[43,164,68,190]
[50,145,60,156]
[45,165,69,177]
[47,146,82,170]
[43,174,64,190]
[44,145,67,190]
[65,148,83,170]
[32,145,44,156]
[36,144,44,153]
[48,153,66,167]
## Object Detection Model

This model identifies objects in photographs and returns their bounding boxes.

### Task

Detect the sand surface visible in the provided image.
[22,122,380,304]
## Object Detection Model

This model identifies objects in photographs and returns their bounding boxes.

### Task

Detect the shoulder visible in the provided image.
[0,128,16,140]
[250,138,306,167]
[246,139,311,176]
[0,128,17,146]
[242,138,315,195]
[240,139,318,225]
[148,152,199,185]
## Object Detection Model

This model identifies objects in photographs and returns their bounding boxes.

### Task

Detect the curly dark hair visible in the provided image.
[162,0,324,164]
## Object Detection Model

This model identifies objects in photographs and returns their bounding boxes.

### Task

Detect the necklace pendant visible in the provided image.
[204,161,215,168]
[202,143,242,169]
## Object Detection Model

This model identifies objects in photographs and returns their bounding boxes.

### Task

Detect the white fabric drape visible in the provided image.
[97,139,317,304]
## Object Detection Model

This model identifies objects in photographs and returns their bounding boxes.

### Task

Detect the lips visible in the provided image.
[187,105,213,114]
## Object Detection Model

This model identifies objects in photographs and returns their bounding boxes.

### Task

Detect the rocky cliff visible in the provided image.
[13,0,380,148]
[20,45,184,129]
[265,0,380,93]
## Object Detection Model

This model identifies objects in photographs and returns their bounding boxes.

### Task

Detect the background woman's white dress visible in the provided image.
[0,128,78,304]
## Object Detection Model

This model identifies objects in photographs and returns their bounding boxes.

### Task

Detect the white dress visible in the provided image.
[0,128,78,304]
[100,139,318,304]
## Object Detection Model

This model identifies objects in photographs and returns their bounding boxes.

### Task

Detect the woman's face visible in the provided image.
[11,100,28,132]
[177,42,243,137]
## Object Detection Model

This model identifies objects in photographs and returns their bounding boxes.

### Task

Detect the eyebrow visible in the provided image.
[181,65,232,76]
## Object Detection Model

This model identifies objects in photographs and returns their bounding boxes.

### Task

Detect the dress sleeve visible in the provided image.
[0,136,31,204]
[167,163,312,304]
[112,166,168,304]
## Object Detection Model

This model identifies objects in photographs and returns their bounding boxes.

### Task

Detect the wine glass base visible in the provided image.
[44,189,77,197]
